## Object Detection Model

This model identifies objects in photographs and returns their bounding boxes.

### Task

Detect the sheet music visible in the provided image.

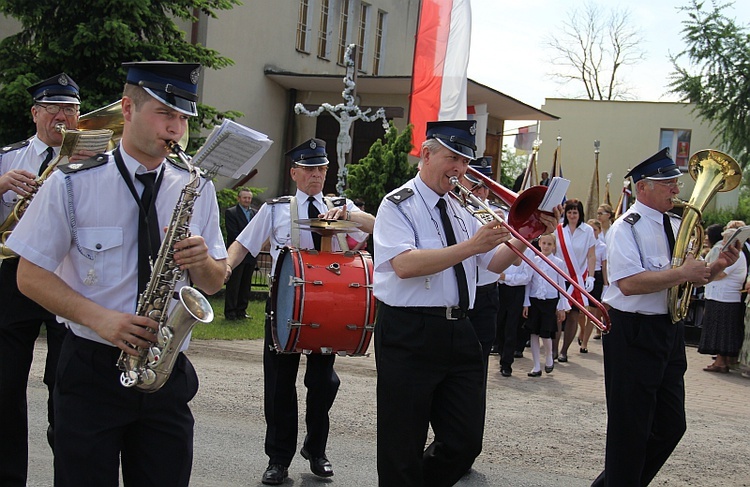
[191,119,273,178]
[60,129,113,155]
[538,177,570,212]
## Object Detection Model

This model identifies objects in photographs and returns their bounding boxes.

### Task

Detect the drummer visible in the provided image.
[225,138,374,486]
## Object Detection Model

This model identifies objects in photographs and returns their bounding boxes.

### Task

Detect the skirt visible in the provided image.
[524,297,558,339]
[697,299,745,357]
[590,270,604,301]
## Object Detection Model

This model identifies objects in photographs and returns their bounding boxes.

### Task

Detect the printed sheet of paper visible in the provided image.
[191,119,273,178]
[538,177,570,212]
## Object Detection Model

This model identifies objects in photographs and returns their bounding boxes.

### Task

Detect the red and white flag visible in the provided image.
[409,0,472,156]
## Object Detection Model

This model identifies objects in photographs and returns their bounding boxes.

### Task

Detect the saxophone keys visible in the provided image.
[148,346,162,366]
[120,370,139,388]
[140,369,157,386]
[158,326,174,347]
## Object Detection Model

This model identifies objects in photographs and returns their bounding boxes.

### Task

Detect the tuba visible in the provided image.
[0,102,124,258]
[117,141,213,392]
[667,150,742,323]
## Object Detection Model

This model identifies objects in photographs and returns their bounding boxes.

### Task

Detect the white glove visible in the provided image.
[584,276,595,292]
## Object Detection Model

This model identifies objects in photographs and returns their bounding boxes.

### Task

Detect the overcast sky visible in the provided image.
[467,0,750,125]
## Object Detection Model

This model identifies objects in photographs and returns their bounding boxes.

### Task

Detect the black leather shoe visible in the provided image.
[513,351,524,358]
[557,354,568,363]
[500,367,512,377]
[527,370,542,377]
[544,364,554,374]
[262,464,288,485]
[300,447,334,478]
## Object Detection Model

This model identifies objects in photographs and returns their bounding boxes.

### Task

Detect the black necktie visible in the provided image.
[307,196,322,251]
[135,173,161,294]
[663,213,675,258]
[436,198,469,310]
[38,146,54,176]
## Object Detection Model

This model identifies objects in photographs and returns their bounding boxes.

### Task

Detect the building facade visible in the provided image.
[537,98,738,210]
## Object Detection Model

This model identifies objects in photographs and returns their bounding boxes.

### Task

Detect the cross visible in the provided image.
[295,44,389,195]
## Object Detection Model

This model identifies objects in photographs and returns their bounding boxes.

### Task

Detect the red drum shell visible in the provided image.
[270,247,376,355]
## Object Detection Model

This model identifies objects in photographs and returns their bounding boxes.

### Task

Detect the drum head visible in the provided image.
[273,249,297,350]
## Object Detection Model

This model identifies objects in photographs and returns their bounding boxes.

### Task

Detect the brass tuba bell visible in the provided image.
[667,150,742,323]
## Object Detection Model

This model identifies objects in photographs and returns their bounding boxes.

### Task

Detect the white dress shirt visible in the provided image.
[373,174,494,308]
[7,146,227,346]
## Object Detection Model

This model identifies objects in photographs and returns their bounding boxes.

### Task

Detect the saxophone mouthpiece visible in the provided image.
[449,176,459,187]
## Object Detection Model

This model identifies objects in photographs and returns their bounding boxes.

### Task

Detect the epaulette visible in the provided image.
[59,154,109,174]
[624,213,641,225]
[168,156,190,172]
[268,196,292,205]
[0,139,30,155]
[387,187,414,204]
[665,211,682,221]
[328,196,346,207]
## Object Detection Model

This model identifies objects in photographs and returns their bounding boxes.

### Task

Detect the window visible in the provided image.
[659,129,692,169]
[337,0,351,65]
[296,0,312,53]
[373,10,387,75]
[317,0,331,59]
[356,3,371,72]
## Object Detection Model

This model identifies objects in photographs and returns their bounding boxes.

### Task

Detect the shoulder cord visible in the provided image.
[628,223,646,269]
[65,175,93,261]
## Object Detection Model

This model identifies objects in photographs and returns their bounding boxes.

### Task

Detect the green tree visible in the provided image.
[0,0,241,151]
[499,144,527,189]
[345,122,417,216]
[669,0,750,168]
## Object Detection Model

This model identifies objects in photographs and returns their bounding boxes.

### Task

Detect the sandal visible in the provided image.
[703,364,729,373]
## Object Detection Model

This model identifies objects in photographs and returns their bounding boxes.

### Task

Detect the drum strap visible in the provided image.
[289,196,350,251]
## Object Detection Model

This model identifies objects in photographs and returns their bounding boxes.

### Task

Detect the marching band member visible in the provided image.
[7,61,227,486]
[0,73,95,485]
[225,138,374,485]
[592,148,739,486]
[373,120,561,486]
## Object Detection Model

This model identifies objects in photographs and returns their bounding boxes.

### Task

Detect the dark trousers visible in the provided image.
[591,309,687,487]
[224,258,255,318]
[0,256,67,487]
[263,312,340,466]
[375,304,484,487]
[467,283,500,421]
[495,283,526,369]
[53,333,198,487]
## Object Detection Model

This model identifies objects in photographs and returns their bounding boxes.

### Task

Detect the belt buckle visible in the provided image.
[445,307,459,320]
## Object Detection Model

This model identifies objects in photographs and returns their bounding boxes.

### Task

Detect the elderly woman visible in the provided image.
[699,225,747,373]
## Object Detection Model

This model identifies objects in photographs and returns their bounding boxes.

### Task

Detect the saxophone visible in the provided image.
[117,141,214,392]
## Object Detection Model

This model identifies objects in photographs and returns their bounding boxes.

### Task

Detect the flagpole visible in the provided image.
[585,140,601,219]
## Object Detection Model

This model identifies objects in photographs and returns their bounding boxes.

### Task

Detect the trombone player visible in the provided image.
[592,148,740,486]
[0,73,96,486]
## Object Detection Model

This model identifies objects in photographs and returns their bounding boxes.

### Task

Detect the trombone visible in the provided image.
[450,168,611,334]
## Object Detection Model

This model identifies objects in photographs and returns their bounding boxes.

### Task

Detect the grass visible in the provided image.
[190,291,266,340]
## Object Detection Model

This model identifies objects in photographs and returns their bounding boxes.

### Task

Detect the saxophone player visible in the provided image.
[0,73,97,486]
[7,62,227,486]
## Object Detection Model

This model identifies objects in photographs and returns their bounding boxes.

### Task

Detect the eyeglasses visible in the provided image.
[654,180,684,189]
[35,104,79,116]
[596,211,610,215]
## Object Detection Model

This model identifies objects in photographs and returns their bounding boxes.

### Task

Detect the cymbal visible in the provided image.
[295,218,362,230]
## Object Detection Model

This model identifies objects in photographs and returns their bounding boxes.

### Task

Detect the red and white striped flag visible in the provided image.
[409,0,472,156]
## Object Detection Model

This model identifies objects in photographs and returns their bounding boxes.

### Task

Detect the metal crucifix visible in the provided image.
[294,44,389,195]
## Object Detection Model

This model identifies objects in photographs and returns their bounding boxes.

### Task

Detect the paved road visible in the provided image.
[25,336,750,486]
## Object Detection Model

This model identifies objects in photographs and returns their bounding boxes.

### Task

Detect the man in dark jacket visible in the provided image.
[224,188,257,320]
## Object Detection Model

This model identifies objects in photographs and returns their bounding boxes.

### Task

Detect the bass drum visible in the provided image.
[271,247,376,355]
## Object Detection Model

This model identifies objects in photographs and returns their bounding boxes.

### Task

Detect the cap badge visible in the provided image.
[189,68,200,85]
[469,125,476,136]
[480,159,488,168]
[58,75,69,86]
[309,140,317,150]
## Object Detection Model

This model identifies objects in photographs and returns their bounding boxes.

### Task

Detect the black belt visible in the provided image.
[396,306,467,320]
[476,282,498,294]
